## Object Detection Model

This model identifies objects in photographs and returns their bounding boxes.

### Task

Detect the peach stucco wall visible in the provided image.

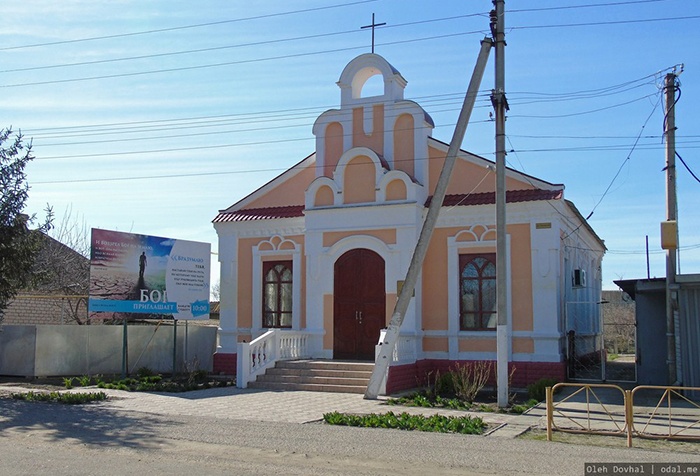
[406,336,538,354]
[393,113,415,178]
[427,145,536,196]
[386,293,396,326]
[459,338,496,353]
[508,223,533,332]
[386,179,407,201]
[421,228,455,331]
[324,122,344,178]
[245,166,315,209]
[513,337,534,354]
[344,155,377,204]
[423,337,448,352]
[237,237,257,329]
[352,105,384,153]
[322,229,397,248]
[314,185,334,207]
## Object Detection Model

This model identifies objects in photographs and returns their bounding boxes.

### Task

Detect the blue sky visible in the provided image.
[3,0,699,290]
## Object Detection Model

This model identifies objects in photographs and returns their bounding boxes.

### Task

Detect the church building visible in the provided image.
[213,53,606,394]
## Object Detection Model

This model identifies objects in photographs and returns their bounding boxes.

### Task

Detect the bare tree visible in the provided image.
[602,290,635,355]
[211,279,220,301]
[31,206,90,324]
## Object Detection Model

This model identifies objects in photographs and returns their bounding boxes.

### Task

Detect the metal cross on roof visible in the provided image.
[361,13,386,54]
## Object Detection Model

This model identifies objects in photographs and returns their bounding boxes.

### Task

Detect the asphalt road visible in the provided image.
[1,396,699,476]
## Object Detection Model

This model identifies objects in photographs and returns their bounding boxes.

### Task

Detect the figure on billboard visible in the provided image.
[139,251,147,279]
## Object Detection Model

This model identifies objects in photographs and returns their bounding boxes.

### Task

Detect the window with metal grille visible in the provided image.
[459,253,497,331]
[262,260,292,328]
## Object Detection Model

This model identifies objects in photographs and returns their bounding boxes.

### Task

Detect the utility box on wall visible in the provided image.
[661,220,677,250]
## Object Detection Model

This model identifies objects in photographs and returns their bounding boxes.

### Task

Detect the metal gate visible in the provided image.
[566,298,637,383]
[566,301,604,381]
[603,320,636,382]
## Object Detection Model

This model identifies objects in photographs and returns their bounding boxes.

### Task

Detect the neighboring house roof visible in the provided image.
[213,205,305,223]
[31,233,90,293]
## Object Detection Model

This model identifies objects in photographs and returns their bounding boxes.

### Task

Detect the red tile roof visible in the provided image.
[426,189,563,207]
[213,205,305,223]
[213,189,562,223]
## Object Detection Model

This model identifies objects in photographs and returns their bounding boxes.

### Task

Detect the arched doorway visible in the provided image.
[333,248,386,360]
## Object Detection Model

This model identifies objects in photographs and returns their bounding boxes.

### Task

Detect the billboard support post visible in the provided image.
[172,319,178,376]
[121,318,128,378]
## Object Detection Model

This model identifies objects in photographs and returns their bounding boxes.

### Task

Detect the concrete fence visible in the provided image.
[0,324,217,377]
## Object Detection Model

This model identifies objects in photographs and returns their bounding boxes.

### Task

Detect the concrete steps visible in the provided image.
[248,360,374,394]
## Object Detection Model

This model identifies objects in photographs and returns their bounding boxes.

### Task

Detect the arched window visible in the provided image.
[459,254,497,330]
[262,261,292,328]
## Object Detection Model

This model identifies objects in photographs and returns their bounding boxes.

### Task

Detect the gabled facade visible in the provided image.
[213,53,606,392]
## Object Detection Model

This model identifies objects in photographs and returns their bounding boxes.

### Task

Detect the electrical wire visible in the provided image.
[677,151,700,184]
[0,1,378,51]
[1,30,489,89]
[510,14,700,31]
[21,71,667,143]
[584,92,663,220]
[0,13,489,75]
[508,0,667,13]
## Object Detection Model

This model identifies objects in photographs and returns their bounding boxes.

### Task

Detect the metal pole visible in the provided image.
[364,37,493,399]
[172,318,178,376]
[185,319,189,365]
[493,0,510,408]
[646,235,650,279]
[121,317,128,378]
[664,72,678,385]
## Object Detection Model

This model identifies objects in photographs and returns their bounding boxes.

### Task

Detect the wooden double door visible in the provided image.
[333,249,386,361]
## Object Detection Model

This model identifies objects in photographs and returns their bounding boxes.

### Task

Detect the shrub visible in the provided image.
[136,367,157,378]
[434,370,456,398]
[323,411,485,435]
[527,377,559,402]
[12,391,107,404]
[452,361,492,403]
[63,377,74,389]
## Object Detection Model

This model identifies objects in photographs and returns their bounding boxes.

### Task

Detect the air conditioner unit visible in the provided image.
[573,269,586,288]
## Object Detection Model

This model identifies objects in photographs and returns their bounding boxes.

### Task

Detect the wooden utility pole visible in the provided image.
[663,72,678,384]
[364,37,493,399]
[492,0,510,408]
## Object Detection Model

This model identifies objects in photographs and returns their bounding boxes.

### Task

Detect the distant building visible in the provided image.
[213,53,606,393]
[2,234,89,325]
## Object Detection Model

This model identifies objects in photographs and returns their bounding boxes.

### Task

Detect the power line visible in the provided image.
[510,93,659,119]
[510,14,700,31]
[2,0,667,54]
[677,151,700,184]
[1,30,489,89]
[0,1,378,51]
[584,91,663,220]
[2,13,692,89]
[1,13,490,75]
[21,71,666,141]
[508,0,668,13]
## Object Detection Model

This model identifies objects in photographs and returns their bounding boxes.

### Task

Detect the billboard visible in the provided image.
[89,229,210,320]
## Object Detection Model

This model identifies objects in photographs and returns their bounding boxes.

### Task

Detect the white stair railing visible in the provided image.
[236,329,311,388]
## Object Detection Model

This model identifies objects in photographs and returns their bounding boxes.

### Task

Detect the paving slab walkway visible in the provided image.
[0,384,542,436]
